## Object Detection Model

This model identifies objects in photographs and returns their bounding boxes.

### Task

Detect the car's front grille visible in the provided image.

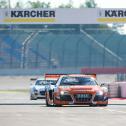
[74,94,92,102]
[60,95,73,101]
[40,91,45,95]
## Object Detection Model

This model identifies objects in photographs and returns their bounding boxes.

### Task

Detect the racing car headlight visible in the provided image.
[33,88,38,92]
[96,91,103,95]
[60,91,65,95]
[60,91,68,95]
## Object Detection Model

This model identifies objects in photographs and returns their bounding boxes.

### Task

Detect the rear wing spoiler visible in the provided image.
[30,73,96,81]
[86,74,96,79]
[45,74,66,80]
[45,73,97,80]
[30,74,64,81]
[68,74,97,79]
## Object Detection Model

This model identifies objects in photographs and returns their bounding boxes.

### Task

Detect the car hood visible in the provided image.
[58,85,101,93]
[34,85,46,90]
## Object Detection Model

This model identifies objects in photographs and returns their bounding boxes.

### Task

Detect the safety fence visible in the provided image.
[0,26,126,69]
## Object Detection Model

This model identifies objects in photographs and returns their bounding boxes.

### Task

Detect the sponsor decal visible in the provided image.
[4,10,56,23]
[1,8,126,24]
[76,94,90,98]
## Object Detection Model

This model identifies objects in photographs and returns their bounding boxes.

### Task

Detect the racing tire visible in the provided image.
[45,92,53,107]
[45,92,50,107]
[46,98,51,107]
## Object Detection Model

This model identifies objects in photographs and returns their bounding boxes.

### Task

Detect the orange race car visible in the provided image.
[45,74,108,107]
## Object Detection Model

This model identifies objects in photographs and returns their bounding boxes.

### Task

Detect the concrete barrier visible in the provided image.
[108,83,120,98]
[119,82,126,98]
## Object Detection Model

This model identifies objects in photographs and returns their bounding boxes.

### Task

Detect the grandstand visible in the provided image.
[0,24,126,71]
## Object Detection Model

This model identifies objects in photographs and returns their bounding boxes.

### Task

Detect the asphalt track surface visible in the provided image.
[0,91,126,126]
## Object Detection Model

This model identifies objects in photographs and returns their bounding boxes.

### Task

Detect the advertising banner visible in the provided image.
[0,8,126,24]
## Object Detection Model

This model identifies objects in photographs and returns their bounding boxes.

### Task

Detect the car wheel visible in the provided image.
[46,98,50,107]
[45,92,52,107]
[45,96,52,107]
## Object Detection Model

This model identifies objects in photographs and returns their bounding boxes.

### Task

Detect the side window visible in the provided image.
[60,77,67,84]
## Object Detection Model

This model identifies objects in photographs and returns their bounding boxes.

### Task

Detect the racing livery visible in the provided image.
[30,74,62,100]
[45,74,108,106]
[30,77,48,100]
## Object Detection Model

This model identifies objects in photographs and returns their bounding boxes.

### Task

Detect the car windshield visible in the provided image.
[35,80,56,86]
[60,77,98,86]
[46,80,57,85]
[35,80,49,86]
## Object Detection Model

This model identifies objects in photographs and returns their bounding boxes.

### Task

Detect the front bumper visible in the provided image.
[32,90,46,98]
[53,93,108,105]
